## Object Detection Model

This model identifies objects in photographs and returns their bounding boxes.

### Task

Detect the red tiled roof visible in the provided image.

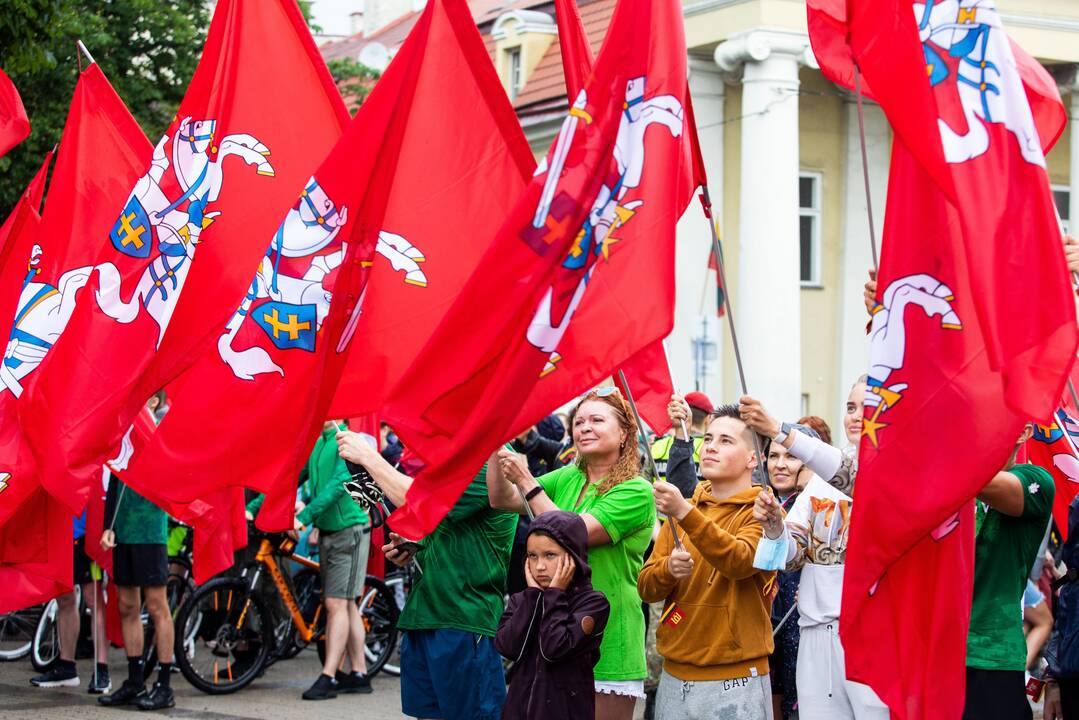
[319,10,422,61]
[509,0,615,112]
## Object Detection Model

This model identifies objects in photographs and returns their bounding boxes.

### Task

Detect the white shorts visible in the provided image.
[594,679,646,699]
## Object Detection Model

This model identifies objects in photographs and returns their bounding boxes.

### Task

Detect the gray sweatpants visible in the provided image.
[655,669,773,720]
[796,623,889,719]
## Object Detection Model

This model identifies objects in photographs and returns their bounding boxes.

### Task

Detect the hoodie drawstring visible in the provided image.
[826,623,835,698]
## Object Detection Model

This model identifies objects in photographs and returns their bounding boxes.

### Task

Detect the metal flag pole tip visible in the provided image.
[77,40,96,65]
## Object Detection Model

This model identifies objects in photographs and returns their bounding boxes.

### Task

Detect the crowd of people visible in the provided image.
[17,246,1079,720]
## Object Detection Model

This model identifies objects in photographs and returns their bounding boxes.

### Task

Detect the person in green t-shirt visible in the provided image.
[488,387,657,720]
[336,430,517,720]
[964,423,1055,720]
[294,421,373,701]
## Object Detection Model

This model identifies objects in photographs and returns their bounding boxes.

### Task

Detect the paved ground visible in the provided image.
[0,647,404,720]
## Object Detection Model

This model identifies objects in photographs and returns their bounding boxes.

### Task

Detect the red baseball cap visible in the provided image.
[684,391,714,413]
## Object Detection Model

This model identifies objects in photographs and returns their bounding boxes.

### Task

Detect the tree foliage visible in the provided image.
[326,58,382,114]
[0,0,210,216]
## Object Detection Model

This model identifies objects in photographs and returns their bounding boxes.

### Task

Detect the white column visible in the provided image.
[669,59,725,397]
[1070,90,1079,234]
[715,30,811,421]
[837,97,890,431]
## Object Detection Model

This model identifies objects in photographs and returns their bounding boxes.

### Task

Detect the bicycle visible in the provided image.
[0,605,43,662]
[174,532,398,694]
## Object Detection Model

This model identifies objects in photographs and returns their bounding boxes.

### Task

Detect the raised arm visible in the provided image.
[487,447,559,516]
[336,430,412,507]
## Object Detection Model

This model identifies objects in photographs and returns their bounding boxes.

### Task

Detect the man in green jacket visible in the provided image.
[296,421,372,701]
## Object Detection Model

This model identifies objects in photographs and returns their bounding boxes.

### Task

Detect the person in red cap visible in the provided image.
[651,392,713,491]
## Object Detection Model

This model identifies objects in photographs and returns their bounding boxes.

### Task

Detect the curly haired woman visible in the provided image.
[487,387,657,720]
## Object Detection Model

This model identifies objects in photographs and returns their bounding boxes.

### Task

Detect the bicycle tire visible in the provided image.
[360,576,398,677]
[0,606,42,661]
[174,577,271,695]
[31,599,60,671]
[279,569,320,660]
[376,574,408,676]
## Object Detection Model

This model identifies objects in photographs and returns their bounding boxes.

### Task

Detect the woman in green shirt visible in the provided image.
[487,388,656,720]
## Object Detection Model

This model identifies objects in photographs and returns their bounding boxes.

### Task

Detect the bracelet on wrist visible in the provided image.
[525,485,544,502]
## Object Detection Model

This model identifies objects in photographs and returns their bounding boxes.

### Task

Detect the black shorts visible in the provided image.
[73,537,94,586]
[962,667,1032,720]
[112,543,168,588]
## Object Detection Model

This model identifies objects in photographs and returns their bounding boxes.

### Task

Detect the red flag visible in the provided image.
[0,487,72,613]
[20,0,348,516]
[125,0,492,534]
[0,68,30,158]
[614,342,674,435]
[822,2,1078,717]
[106,406,244,583]
[551,0,681,434]
[0,62,149,526]
[553,0,593,99]
[805,0,1065,156]
[1026,410,1079,541]
[384,0,690,538]
[326,4,533,419]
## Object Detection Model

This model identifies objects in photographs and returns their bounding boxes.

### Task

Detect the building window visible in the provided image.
[1053,185,1070,235]
[799,172,822,287]
[506,47,522,101]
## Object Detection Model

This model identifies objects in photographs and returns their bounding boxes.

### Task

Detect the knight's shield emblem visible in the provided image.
[0,472,9,493]
[254,301,317,352]
[1033,421,1064,444]
[109,197,153,258]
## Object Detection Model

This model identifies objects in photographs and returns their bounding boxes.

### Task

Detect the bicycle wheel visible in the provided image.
[0,605,42,661]
[279,569,320,660]
[360,577,399,677]
[174,577,271,694]
[376,574,407,676]
[31,600,60,671]
[167,569,196,616]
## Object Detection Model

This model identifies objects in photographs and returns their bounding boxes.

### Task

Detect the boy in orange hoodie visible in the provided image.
[638,405,775,720]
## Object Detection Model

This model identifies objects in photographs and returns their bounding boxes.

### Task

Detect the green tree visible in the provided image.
[327,58,381,115]
[0,0,210,217]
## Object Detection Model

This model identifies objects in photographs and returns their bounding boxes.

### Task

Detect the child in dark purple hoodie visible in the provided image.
[495,510,610,720]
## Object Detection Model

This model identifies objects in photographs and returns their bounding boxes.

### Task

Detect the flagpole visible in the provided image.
[77,40,95,66]
[854,66,879,272]
[661,341,690,441]
[617,369,684,549]
[698,185,769,487]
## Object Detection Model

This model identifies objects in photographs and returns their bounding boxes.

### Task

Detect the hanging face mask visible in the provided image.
[753,533,789,572]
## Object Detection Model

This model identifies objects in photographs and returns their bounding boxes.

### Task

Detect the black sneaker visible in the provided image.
[87,666,111,695]
[97,680,145,706]
[302,673,338,700]
[335,671,372,694]
[344,467,383,509]
[30,662,79,688]
[135,682,175,711]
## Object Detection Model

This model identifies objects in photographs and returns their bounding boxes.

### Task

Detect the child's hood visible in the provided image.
[528,510,592,590]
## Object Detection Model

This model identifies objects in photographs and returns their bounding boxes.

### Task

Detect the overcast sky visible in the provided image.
[311,0,358,36]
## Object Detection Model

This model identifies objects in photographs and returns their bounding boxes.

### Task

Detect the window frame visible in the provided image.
[506,46,522,102]
[799,171,824,289]
[1052,184,1070,236]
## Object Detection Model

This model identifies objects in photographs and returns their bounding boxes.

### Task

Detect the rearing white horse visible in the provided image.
[527,76,684,366]
[866,273,962,410]
[96,117,275,347]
